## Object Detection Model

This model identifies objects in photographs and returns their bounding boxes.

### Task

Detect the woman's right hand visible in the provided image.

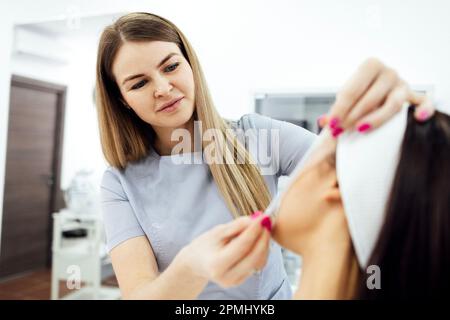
[178,213,271,288]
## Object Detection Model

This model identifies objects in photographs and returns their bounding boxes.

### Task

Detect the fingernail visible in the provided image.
[251,211,263,219]
[260,215,272,232]
[417,110,429,122]
[329,117,340,129]
[331,126,344,138]
[317,114,328,128]
[357,123,372,133]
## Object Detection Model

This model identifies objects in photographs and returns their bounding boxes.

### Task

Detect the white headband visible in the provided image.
[336,106,408,268]
[268,107,409,269]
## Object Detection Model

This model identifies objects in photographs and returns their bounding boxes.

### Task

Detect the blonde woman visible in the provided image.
[96,12,432,299]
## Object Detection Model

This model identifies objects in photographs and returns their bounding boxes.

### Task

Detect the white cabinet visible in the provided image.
[51,209,120,300]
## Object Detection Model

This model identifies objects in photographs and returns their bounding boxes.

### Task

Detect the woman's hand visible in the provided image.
[320,58,435,136]
[179,212,271,288]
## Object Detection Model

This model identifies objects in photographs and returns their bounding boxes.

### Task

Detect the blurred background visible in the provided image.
[0,0,449,299]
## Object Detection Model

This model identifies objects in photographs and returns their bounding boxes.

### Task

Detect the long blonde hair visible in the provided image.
[96,12,271,217]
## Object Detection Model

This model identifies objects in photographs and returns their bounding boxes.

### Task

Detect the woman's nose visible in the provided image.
[154,77,173,98]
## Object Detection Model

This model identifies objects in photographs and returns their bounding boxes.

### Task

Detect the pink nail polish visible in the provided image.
[329,117,340,129]
[260,215,272,232]
[331,127,344,138]
[357,123,372,133]
[251,211,263,219]
[417,110,429,121]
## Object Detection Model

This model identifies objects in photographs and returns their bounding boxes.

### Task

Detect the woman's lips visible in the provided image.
[158,97,183,113]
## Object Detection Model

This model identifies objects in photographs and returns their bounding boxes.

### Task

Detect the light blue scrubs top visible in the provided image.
[100,113,316,299]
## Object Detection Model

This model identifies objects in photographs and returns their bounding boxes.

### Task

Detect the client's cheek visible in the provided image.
[272,214,288,242]
[272,216,306,254]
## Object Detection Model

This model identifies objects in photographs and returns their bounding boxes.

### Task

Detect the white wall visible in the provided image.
[1,0,450,249]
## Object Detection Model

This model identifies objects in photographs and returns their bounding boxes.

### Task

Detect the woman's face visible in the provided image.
[112,40,196,130]
[272,150,346,254]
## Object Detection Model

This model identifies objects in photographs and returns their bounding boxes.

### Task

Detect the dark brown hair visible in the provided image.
[359,106,450,299]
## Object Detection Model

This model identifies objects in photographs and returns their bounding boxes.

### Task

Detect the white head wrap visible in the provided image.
[336,107,408,268]
[267,107,409,268]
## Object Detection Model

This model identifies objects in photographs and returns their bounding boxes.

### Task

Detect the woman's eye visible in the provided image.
[130,63,178,90]
[131,80,147,90]
[165,62,179,72]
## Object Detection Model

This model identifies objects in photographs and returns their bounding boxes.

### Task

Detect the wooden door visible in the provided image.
[0,75,66,279]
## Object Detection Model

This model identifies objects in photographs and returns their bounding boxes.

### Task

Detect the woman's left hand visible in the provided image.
[320,58,435,136]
